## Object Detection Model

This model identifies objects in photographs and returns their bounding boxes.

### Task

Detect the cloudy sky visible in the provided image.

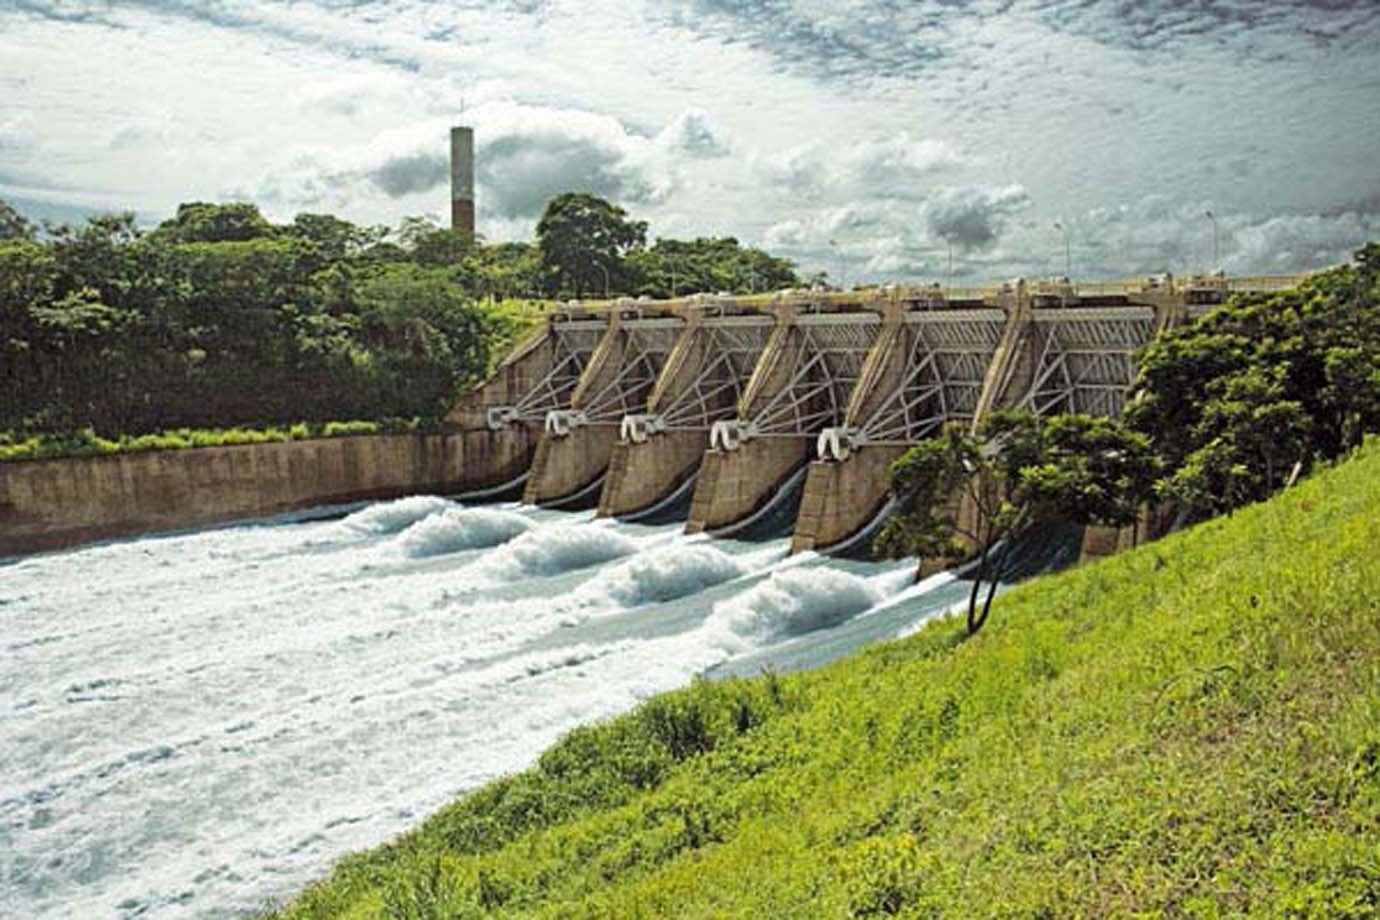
[3,0,1379,282]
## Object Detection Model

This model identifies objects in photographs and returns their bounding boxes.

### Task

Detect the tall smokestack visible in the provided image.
[450,126,475,239]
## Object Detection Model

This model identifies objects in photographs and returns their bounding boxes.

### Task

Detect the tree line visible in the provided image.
[0,194,799,441]
[876,243,1380,633]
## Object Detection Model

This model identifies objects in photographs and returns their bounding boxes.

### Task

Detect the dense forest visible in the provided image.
[0,193,798,453]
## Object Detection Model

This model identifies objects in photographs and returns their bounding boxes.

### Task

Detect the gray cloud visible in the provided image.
[368,151,448,198]
[924,184,1030,248]
[660,0,1380,85]
[656,109,730,159]
[479,133,637,218]
[1030,0,1380,54]
[663,0,952,81]
[1225,210,1379,273]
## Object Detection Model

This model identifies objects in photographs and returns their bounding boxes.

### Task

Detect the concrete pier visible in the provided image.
[523,313,683,504]
[684,301,885,534]
[790,289,1011,552]
[444,313,608,493]
[599,430,705,518]
[599,307,776,517]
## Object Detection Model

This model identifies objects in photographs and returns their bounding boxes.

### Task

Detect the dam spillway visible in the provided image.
[447,273,1303,553]
[0,273,1306,917]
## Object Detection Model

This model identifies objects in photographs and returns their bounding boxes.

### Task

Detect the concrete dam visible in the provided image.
[446,273,1302,554]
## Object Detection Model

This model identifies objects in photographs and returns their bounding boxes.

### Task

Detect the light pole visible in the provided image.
[947,237,954,288]
[828,238,845,291]
[1053,221,1071,279]
[594,261,611,299]
[1205,210,1219,269]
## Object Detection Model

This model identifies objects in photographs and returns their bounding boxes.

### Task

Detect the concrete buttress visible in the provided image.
[523,310,683,505]
[444,314,608,494]
[685,298,885,534]
[792,288,1010,552]
[599,307,776,517]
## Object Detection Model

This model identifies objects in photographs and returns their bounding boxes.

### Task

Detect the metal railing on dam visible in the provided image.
[446,271,1308,552]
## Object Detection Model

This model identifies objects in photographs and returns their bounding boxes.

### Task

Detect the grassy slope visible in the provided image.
[272,442,1380,919]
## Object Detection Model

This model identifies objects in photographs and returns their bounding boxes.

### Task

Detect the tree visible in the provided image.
[875,410,1157,635]
[535,193,646,297]
[1129,242,1380,517]
[152,201,275,243]
[1161,365,1311,517]
[625,237,799,298]
[283,213,384,261]
[0,199,35,241]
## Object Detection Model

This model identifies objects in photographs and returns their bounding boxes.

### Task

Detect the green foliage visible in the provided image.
[536,192,648,297]
[874,410,1157,633]
[152,201,277,243]
[1129,244,1380,517]
[625,236,799,298]
[0,198,35,241]
[268,440,1380,919]
[0,419,425,461]
[0,200,509,439]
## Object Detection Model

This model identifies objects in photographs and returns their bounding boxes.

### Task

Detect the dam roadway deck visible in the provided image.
[445,272,1304,553]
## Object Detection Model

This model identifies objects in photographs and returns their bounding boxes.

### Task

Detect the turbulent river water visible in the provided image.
[1,495,988,918]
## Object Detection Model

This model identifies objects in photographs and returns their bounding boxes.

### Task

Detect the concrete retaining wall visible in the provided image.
[0,431,532,558]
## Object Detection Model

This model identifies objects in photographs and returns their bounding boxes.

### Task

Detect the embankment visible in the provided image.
[271,440,1380,918]
[0,432,531,557]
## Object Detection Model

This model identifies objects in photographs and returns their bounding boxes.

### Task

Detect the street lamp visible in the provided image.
[594,261,611,299]
[1204,210,1219,269]
[1052,221,1071,279]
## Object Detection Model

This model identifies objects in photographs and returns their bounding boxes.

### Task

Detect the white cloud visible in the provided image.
[0,0,1376,280]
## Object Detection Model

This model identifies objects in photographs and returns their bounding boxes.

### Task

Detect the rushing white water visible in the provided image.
[0,497,966,919]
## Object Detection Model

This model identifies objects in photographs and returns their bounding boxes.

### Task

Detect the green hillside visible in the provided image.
[272,441,1380,919]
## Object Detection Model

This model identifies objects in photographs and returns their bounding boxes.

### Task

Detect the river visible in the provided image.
[0,495,992,918]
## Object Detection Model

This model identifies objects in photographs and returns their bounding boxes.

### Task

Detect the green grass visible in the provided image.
[0,418,433,462]
[269,441,1380,919]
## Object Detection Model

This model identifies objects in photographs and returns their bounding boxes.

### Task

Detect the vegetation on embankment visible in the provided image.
[270,440,1380,918]
[0,419,431,462]
[0,195,798,459]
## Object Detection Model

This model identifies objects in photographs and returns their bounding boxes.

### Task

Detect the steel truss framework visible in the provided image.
[575,320,682,424]
[507,321,606,423]
[858,309,1006,445]
[743,315,880,439]
[1019,307,1156,418]
[652,317,777,431]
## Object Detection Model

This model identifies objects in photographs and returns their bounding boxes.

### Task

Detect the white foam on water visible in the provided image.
[592,543,746,608]
[874,570,957,615]
[340,495,453,535]
[393,508,535,559]
[482,523,641,579]
[0,495,939,920]
[701,566,885,654]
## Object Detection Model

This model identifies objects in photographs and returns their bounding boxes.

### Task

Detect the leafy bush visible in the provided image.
[0,419,431,462]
